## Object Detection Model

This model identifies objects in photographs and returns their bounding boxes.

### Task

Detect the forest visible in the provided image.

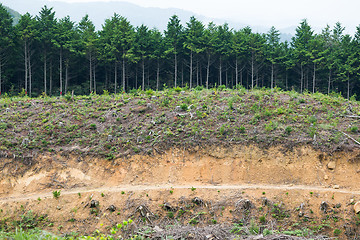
[1,4,360,98]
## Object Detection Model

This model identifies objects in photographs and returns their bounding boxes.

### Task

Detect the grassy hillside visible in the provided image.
[0,87,359,159]
[3,5,21,25]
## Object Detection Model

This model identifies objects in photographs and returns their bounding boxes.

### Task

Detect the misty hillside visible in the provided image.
[0,0,293,40]
[3,5,21,25]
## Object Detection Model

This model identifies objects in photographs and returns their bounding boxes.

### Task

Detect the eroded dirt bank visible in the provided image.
[1,145,360,239]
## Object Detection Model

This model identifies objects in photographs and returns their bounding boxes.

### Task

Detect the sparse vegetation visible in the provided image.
[0,88,358,159]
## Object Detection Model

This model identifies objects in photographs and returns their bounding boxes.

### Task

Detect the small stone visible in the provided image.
[107,205,116,212]
[298,211,304,217]
[350,199,355,204]
[320,201,329,213]
[333,185,340,189]
[192,197,204,205]
[324,175,329,180]
[90,200,99,208]
[154,226,163,232]
[354,201,360,214]
[56,206,61,210]
[206,234,215,240]
[327,161,336,170]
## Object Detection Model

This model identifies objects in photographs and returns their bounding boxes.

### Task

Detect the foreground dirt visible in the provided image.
[1,145,360,239]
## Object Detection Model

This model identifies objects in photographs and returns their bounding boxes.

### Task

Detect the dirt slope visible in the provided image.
[1,145,360,239]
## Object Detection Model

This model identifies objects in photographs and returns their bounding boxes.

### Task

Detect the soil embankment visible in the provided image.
[1,145,360,239]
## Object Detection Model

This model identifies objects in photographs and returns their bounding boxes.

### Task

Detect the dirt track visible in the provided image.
[1,145,360,238]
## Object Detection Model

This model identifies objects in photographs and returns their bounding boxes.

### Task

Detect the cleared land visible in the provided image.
[1,88,360,239]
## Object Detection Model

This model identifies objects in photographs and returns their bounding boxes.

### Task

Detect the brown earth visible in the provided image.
[1,145,360,239]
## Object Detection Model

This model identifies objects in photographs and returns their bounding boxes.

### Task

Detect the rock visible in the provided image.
[205,234,216,240]
[192,197,204,205]
[262,197,268,206]
[163,202,175,211]
[154,226,163,232]
[252,235,265,240]
[324,175,329,180]
[107,205,116,212]
[235,199,253,210]
[350,199,355,204]
[333,185,340,189]
[327,161,336,170]
[90,200,99,208]
[298,211,304,217]
[320,201,329,213]
[335,203,341,208]
[354,201,360,214]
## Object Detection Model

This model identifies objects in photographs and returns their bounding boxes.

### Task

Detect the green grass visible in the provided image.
[0,87,358,158]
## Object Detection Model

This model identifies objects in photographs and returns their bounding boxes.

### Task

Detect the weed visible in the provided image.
[333,228,341,236]
[350,126,359,133]
[285,126,292,134]
[52,190,61,199]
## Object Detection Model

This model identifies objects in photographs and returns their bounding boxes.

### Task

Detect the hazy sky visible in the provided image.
[49,0,360,33]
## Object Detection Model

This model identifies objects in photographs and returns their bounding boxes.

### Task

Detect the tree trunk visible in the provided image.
[114,61,117,94]
[24,41,28,94]
[49,62,53,96]
[251,52,255,89]
[206,54,210,89]
[93,62,96,94]
[347,73,350,99]
[142,57,145,91]
[219,56,222,86]
[174,50,177,88]
[29,49,32,97]
[181,63,184,87]
[328,69,331,95]
[122,57,126,92]
[189,50,193,89]
[156,61,160,91]
[225,68,228,87]
[271,63,274,89]
[196,60,199,87]
[240,68,243,86]
[89,52,92,93]
[312,62,316,94]
[65,61,69,94]
[59,48,63,96]
[300,64,304,93]
[44,51,47,95]
[235,58,238,87]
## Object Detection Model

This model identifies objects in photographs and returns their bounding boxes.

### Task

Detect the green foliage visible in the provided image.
[52,190,61,199]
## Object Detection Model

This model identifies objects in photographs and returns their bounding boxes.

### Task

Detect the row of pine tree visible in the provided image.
[1,4,360,98]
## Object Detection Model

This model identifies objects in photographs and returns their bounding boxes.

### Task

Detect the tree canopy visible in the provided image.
[2,5,360,99]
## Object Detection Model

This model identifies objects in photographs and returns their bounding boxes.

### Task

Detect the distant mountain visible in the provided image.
[3,5,21,25]
[0,0,293,40]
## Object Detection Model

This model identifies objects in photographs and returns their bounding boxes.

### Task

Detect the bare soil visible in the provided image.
[1,145,360,239]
